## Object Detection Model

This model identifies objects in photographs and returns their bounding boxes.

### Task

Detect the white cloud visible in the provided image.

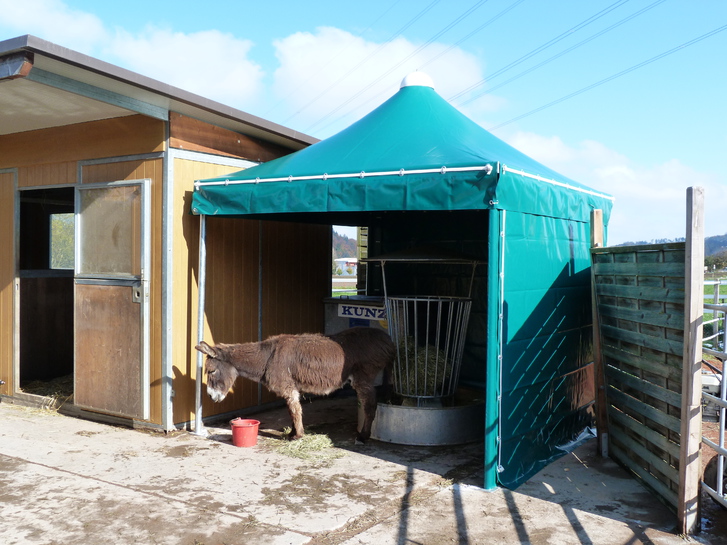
[0,0,107,53]
[506,131,727,244]
[107,27,265,107]
[271,27,487,137]
[0,0,265,108]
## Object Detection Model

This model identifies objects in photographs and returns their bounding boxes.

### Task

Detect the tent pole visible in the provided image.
[484,209,504,490]
[194,214,208,436]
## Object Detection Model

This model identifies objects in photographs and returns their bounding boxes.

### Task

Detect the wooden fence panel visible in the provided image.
[591,243,686,510]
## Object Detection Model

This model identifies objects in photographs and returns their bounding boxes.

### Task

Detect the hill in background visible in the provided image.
[617,233,727,256]
[706,234,727,256]
[333,230,357,260]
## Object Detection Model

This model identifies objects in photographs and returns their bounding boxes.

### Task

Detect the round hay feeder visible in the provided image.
[365,247,481,407]
[386,295,471,399]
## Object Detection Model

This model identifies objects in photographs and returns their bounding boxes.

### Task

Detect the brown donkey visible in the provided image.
[195,327,394,443]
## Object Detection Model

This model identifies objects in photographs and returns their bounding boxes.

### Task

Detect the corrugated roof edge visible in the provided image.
[0,34,319,149]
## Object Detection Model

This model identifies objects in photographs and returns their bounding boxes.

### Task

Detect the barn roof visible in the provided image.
[0,34,316,150]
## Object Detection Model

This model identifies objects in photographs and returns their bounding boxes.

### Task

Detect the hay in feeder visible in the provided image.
[395,337,453,397]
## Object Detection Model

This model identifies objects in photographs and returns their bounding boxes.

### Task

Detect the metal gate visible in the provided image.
[702,285,727,509]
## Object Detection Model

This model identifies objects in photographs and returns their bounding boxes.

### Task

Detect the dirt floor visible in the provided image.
[0,394,724,545]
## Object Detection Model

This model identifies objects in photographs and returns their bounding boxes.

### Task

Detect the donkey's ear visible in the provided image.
[195,341,217,357]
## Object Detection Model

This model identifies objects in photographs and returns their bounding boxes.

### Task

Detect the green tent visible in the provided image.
[192,73,614,489]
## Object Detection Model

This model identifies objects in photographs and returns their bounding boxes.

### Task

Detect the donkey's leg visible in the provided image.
[285,390,305,440]
[354,383,378,444]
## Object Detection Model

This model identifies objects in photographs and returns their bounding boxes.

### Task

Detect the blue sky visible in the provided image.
[1,0,725,243]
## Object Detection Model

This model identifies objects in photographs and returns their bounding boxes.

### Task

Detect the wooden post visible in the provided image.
[590,209,608,457]
[679,186,704,534]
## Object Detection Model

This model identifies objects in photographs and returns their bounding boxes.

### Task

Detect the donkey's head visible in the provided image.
[195,341,238,402]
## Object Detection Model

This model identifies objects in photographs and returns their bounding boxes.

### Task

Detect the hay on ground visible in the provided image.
[20,374,74,407]
[271,431,344,461]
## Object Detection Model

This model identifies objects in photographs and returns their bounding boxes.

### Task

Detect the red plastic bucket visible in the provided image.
[230,418,260,447]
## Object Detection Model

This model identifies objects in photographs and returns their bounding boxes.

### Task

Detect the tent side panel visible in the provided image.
[0,115,165,169]
[171,158,263,425]
[495,169,613,224]
[0,171,15,397]
[82,158,165,425]
[498,211,596,489]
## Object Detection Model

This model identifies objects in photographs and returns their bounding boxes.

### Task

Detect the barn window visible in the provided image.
[50,213,74,269]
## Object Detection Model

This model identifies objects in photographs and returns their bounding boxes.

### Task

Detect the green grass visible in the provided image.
[331,290,358,297]
[705,277,727,299]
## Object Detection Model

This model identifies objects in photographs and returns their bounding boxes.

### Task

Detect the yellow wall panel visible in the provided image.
[170,159,329,423]
[0,115,164,169]
[0,171,16,395]
[18,161,76,187]
[171,158,263,424]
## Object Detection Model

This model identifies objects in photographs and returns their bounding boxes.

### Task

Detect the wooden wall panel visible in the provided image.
[170,158,262,425]
[0,115,164,169]
[169,113,292,163]
[200,217,262,415]
[81,159,164,425]
[261,221,330,337]
[75,283,142,418]
[261,221,331,403]
[0,171,16,396]
[591,242,686,509]
[170,158,330,420]
[18,161,76,187]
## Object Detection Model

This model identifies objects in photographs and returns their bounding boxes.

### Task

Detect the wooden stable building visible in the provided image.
[0,35,329,430]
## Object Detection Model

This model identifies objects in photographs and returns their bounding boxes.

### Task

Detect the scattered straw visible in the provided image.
[272,432,345,461]
[19,374,74,410]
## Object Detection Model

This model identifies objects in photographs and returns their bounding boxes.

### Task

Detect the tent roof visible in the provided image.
[192,76,613,222]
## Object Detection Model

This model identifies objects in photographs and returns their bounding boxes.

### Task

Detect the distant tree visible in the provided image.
[706,249,727,271]
[50,213,74,269]
[332,230,357,274]
[332,230,357,259]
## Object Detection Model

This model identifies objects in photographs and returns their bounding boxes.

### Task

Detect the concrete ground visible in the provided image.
[0,395,722,545]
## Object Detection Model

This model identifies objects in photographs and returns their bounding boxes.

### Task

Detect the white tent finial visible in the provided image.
[400,72,435,89]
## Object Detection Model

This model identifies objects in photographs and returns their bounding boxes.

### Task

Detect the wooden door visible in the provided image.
[74,180,150,419]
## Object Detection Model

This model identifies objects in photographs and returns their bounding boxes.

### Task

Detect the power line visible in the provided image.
[417,0,527,71]
[312,0,528,136]
[282,0,441,125]
[458,0,666,107]
[305,0,490,133]
[448,0,631,103]
[262,0,403,117]
[488,23,727,131]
